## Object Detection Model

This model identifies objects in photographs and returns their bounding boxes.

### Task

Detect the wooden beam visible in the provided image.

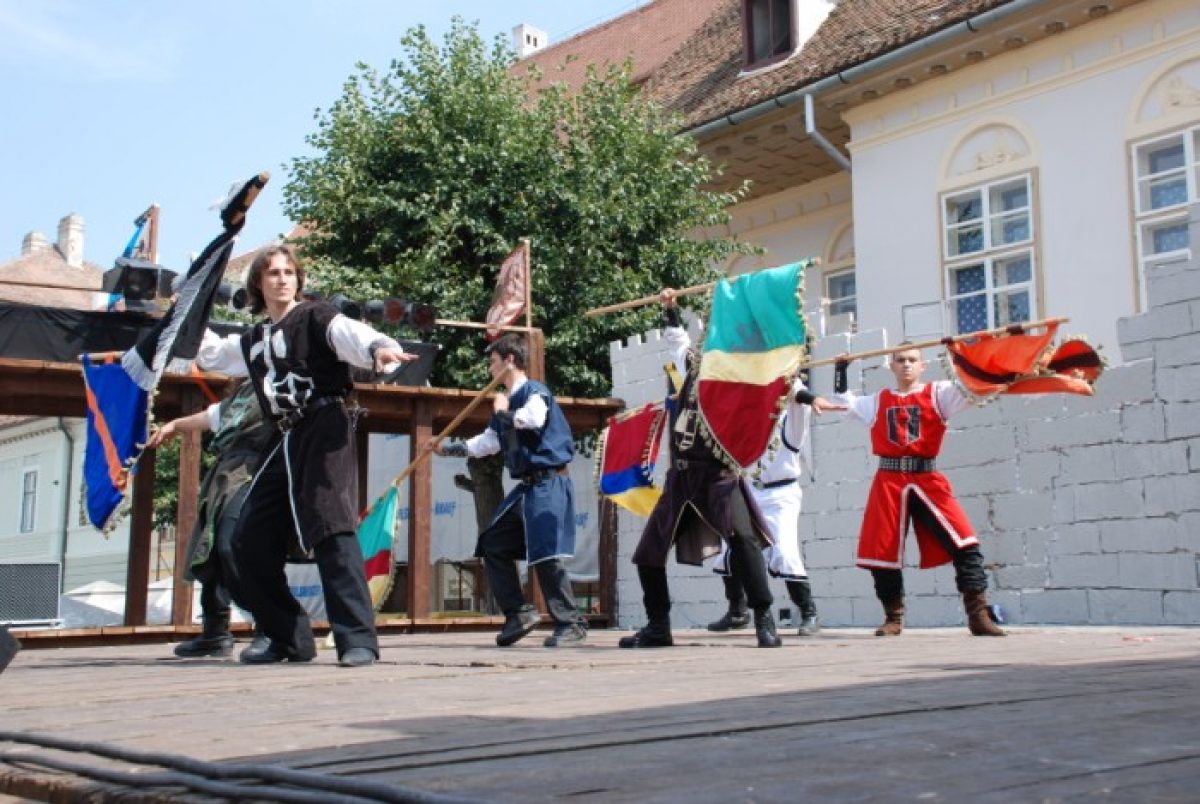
[407,399,433,620]
[598,497,619,623]
[171,387,204,626]
[125,448,155,626]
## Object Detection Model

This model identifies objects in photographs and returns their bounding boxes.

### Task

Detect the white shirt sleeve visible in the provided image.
[663,325,691,377]
[933,380,972,420]
[204,402,223,433]
[780,379,811,451]
[465,428,501,457]
[512,388,548,430]
[843,391,878,426]
[196,329,249,376]
[326,315,402,370]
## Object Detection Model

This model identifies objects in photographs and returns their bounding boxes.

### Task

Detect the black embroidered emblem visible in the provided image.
[886,405,921,447]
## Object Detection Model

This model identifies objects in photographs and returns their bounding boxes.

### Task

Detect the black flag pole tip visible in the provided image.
[220,171,271,233]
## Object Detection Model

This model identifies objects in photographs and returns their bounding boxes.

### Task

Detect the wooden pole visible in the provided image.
[584,281,717,317]
[799,317,1070,369]
[522,238,532,333]
[387,371,506,492]
[125,448,156,626]
[584,258,821,318]
[435,319,536,334]
[171,387,203,627]
[146,204,160,264]
[407,400,433,620]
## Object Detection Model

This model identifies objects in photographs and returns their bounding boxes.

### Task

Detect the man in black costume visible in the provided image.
[620,290,783,649]
[198,245,415,667]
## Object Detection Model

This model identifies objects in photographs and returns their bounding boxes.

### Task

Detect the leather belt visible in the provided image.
[519,466,569,485]
[878,456,937,473]
[753,476,798,490]
[278,395,344,433]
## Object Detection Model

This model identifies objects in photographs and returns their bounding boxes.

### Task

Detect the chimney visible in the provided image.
[57,213,84,267]
[21,231,50,256]
[512,23,549,58]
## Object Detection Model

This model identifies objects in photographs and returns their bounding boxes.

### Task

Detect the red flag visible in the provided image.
[485,243,528,340]
[946,321,1104,401]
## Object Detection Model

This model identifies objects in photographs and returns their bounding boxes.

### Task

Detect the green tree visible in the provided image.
[284,18,751,398]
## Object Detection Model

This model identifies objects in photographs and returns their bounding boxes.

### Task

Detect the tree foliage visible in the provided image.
[283,18,752,398]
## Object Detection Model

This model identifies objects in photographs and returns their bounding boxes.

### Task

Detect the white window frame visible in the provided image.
[1131,126,1198,300]
[941,173,1038,333]
[824,267,857,319]
[20,467,38,534]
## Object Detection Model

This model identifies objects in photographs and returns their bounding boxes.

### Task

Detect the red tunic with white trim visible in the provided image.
[852,382,978,570]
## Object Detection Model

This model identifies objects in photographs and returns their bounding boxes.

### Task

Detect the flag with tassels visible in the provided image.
[597,402,667,517]
[944,320,1104,402]
[695,260,811,469]
[82,172,268,532]
[356,486,398,609]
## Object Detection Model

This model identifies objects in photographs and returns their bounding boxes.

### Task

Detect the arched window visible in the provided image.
[940,122,1039,334]
[1128,57,1200,298]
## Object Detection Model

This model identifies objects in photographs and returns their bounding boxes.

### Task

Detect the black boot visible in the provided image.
[707,576,750,631]
[618,617,674,648]
[620,566,674,648]
[174,612,235,658]
[245,623,269,655]
[786,580,820,637]
[754,608,782,648]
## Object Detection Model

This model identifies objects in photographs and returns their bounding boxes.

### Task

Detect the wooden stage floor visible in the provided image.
[1,625,1198,802]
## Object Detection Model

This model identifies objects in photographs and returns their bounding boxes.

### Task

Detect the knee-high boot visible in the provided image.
[727,535,781,647]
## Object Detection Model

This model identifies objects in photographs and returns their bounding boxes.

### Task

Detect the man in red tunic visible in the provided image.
[843,345,1005,637]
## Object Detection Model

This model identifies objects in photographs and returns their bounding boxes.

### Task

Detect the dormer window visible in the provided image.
[743,0,796,69]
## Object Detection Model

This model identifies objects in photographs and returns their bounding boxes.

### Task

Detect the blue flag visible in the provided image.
[82,173,268,531]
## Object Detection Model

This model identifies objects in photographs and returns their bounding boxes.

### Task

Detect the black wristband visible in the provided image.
[662,306,682,329]
[834,361,849,394]
[794,389,817,405]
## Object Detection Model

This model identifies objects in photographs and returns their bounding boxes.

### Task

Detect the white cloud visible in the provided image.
[0,1,172,82]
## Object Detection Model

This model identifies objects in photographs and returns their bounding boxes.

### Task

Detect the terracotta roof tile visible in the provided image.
[645,0,1017,129]
[0,249,106,310]
[517,0,728,91]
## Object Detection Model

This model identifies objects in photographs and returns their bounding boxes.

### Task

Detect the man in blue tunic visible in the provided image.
[433,334,587,648]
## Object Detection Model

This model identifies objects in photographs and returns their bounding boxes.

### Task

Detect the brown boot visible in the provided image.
[874,596,905,636]
[963,590,1006,637]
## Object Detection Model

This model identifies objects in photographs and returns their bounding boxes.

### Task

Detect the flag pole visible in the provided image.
[387,371,507,491]
[799,317,1070,369]
[584,258,821,317]
[584,281,717,317]
[435,318,536,333]
[522,238,532,332]
[146,204,160,264]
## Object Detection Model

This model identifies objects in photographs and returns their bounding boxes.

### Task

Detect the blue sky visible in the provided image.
[0,1,645,273]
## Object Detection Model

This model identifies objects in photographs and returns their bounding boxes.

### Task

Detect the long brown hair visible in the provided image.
[244,244,306,315]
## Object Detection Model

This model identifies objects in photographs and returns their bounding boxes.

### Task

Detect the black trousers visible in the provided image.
[871,493,988,600]
[232,445,378,657]
[196,518,241,623]
[722,534,774,612]
[477,504,581,625]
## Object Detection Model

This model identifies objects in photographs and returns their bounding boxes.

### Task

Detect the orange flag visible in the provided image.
[946,320,1104,401]
[485,243,528,340]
